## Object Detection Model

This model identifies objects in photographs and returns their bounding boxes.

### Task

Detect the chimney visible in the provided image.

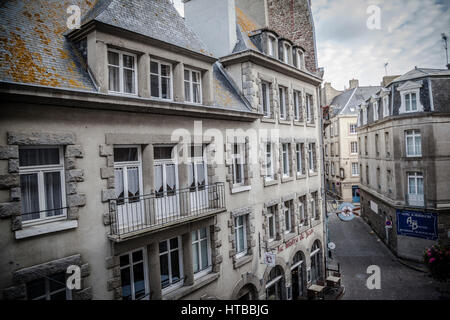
[183,0,237,58]
[349,79,359,89]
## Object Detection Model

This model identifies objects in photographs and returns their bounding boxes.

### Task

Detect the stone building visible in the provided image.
[323,79,380,202]
[357,67,450,261]
[0,0,326,300]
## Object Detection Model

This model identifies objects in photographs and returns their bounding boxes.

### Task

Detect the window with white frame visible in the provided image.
[362,106,368,125]
[306,93,314,123]
[408,172,424,207]
[279,86,287,120]
[108,49,137,94]
[232,143,245,187]
[293,90,301,121]
[26,272,72,300]
[351,162,359,176]
[19,147,66,223]
[120,248,149,300]
[267,35,276,57]
[278,41,284,63]
[308,143,316,173]
[267,205,277,241]
[184,68,202,104]
[261,81,271,118]
[114,146,142,205]
[295,143,304,174]
[192,227,212,277]
[331,162,335,176]
[405,130,422,157]
[383,96,389,117]
[373,101,379,121]
[265,142,274,181]
[311,192,319,220]
[404,92,418,112]
[284,200,294,233]
[349,124,357,134]
[150,60,172,100]
[294,49,304,69]
[234,215,248,258]
[284,43,290,63]
[350,141,358,154]
[282,143,291,177]
[159,237,183,290]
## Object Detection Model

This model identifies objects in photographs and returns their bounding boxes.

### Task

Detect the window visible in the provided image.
[306,94,314,123]
[279,86,287,120]
[120,249,149,300]
[351,162,359,176]
[294,49,304,69]
[293,90,301,121]
[310,241,321,284]
[375,134,379,156]
[282,143,291,177]
[267,205,277,241]
[335,142,339,156]
[308,143,316,173]
[278,42,284,63]
[350,141,358,154]
[267,35,276,57]
[114,146,142,209]
[349,124,357,134]
[26,272,71,300]
[265,143,274,181]
[266,266,284,300]
[184,68,202,104]
[284,200,294,233]
[331,162,335,176]
[364,136,368,155]
[408,172,424,207]
[234,215,248,258]
[295,143,304,175]
[385,132,390,157]
[362,106,368,125]
[366,165,370,185]
[108,49,137,94]
[387,169,392,193]
[192,227,212,277]
[232,143,245,186]
[159,237,183,290]
[312,192,319,220]
[284,43,290,63]
[150,60,172,100]
[261,81,271,118]
[373,102,379,121]
[383,96,389,117]
[404,92,417,112]
[377,167,381,190]
[19,147,66,223]
[405,130,422,157]
[358,137,361,155]
[299,196,308,226]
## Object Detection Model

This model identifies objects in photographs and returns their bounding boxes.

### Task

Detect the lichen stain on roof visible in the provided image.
[214,78,235,108]
[236,6,259,35]
[0,0,99,91]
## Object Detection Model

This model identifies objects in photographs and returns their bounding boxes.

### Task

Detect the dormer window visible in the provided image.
[373,101,379,121]
[383,96,389,117]
[293,48,304,70]
[283,43,291,64]
[108,49,137,95]
[184,68,202,104]
[362,105,368,125]
[150,60,172,100]
[278,42,284,63]
[267,34,277,58]
[397,81,423,114]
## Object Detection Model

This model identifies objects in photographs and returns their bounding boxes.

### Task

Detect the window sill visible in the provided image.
[267,239,282,250]
[293,121,305,126]
[308,172,318,177]
[162,272,219,300]
[306,122,316,127]
[278,119,292,125]
[296,173,307,180]
[281,176,294,183]
[261,117,276,124]
[264,179,279,187]
[231,185,252,194]
[233,254,253,269]
[15,220,78,240]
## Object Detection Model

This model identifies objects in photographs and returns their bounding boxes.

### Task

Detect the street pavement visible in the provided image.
[327,213,441,300]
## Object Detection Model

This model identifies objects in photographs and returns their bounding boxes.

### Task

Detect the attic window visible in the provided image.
[108,49,137,95]
[267,35,276,58]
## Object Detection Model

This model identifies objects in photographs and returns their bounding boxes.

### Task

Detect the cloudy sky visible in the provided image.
[174,0,450,90]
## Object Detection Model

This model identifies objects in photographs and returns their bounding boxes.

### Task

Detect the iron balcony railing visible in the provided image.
[109,182,226,239]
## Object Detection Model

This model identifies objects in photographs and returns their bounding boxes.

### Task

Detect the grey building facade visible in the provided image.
[357,67,450,261]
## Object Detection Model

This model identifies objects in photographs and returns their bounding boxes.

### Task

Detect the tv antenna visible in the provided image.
[384,62,389,76]
[442,33,449,67]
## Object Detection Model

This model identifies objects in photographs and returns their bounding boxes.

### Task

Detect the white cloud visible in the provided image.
[312,0,450,90]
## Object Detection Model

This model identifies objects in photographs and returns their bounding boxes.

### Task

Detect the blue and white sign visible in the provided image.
[337,202,356,221]
[396,210,438,240]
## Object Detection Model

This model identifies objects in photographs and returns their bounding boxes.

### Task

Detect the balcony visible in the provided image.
[108,183,226,241]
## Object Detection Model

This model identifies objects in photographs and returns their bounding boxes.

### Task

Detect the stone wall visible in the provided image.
[266,0,318,74]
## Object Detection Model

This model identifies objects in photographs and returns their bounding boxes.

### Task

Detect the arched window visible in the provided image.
[291,251,305,299]
[310,241,322,284]
[266,266,284,300]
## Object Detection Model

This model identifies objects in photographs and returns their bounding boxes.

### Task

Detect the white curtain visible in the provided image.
[127,167,139,197]
[154,165,163,193]
[166,164,176,192]
[20,174,40,221]
[114,168,124,199]
[44,171,62,217]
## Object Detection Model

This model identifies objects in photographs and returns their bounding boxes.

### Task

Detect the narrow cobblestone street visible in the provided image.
[328,213,441,300]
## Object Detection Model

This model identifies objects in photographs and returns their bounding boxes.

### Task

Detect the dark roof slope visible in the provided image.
[391,67,450,83]
[330,86,381,116]
[84,0,213,57]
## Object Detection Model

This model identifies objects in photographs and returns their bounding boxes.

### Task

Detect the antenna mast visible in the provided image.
[442,33,449,67]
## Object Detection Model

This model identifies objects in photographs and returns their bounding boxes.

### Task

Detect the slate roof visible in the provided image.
[81,0,213,57]
[330,86,381,116]
[390,67,450,84]
[0,0,249,112]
